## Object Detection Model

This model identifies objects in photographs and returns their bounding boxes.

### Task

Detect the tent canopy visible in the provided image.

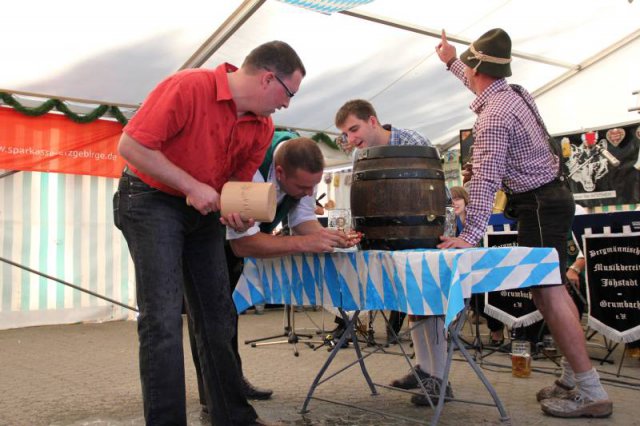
[3,0,639,166]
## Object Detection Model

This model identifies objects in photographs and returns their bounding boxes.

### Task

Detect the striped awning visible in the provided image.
[276,0,374,14]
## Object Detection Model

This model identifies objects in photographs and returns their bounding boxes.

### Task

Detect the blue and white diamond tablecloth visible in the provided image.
[233,247,561,326]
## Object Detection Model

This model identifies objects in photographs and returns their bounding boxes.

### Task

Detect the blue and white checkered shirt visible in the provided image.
[384,124,433,147]
[449,59,558,246]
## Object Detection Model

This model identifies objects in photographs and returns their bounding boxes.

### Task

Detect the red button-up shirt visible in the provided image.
[124,63,274,196]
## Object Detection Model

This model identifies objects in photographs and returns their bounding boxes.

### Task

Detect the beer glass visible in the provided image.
[511,340,531,378]
[328,209,351,233]
[444,206,456,238]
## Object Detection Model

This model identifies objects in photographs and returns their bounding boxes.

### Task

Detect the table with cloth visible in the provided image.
[233,247,561,424]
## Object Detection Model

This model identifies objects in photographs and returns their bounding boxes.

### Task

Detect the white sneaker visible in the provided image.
[540,393,613,418]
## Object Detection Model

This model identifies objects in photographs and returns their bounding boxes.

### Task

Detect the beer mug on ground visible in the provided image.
[511,340,531,378]
[542,334,557,356]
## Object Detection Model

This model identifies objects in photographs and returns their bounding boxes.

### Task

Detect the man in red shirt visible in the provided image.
[114,41,305,426]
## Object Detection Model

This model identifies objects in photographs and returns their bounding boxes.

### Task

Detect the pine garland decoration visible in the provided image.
[0,92,128,126]
[311,132,339,150]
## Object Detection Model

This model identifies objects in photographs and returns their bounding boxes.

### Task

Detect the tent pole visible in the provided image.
[0,256,138,313]
[179,0,267,70]
[0,171,20,179]
[533,29,640,98]
[339,9,575,69]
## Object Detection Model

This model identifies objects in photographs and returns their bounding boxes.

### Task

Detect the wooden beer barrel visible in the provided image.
[351,145,446,250]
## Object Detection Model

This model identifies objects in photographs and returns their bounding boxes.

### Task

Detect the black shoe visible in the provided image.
[330,325,347,340]
[389,365,431,389]
[410,377,454,407]
[200,404,210,423]
[242,377,273,400]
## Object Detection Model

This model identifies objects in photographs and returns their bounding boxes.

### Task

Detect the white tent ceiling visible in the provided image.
[2,0,640,167]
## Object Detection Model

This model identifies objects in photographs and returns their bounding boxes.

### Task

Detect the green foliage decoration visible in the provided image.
[0,92,128,126]
[311,132,339,150]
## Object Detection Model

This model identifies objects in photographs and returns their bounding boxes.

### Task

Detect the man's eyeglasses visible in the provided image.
[271,72,295,98]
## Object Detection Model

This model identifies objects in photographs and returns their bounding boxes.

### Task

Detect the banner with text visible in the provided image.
[483,231,543,328]
[585,233,640,343]
[0,108,125,178]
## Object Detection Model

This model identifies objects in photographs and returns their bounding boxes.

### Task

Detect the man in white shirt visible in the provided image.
[193,136,359,419]
[227,136,357,256]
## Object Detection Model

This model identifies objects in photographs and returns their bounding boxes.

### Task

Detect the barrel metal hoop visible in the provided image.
[353,169,444,182]
[356,150,369,161]
[355,145,440,160]
[353,215,445,227]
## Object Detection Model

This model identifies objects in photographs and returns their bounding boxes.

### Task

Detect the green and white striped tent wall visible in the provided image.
[0,171,136,330]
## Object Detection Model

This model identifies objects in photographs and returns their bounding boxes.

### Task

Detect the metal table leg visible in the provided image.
[431,301,511,425]
[301,309,378,413]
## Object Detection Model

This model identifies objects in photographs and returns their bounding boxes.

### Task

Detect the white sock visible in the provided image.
[559,357,576,388]
[425,316,447,380]
[575,368,608,401]
[410,320,431,375]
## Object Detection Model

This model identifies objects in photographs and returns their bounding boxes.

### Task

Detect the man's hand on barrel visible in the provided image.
[437,235,473,249]
[220,212,255,233]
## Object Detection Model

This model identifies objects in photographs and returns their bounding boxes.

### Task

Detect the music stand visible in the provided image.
[313,310,403,354]
[244,304,324,357]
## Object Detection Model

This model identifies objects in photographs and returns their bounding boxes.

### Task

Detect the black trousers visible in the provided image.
[187,242,244,407]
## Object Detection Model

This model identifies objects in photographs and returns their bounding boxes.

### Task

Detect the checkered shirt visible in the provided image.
[385,125,433,147]
[449,59,558,245]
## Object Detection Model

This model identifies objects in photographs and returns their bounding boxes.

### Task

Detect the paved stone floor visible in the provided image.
[1,308,639,425]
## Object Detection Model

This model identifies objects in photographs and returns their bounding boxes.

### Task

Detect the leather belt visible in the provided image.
[123,165,139,178]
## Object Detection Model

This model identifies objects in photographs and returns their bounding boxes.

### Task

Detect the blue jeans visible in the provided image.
[115,173,256,426]
[507,179,575,284]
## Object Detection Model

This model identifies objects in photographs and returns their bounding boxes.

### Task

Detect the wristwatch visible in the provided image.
[569,265,581,274]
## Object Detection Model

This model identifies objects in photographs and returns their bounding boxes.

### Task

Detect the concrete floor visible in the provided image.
[1,308,638,425]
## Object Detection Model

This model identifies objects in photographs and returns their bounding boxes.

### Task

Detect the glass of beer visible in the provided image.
[444,206,456,237]
[511,340,532,378]
[328,209,351,233]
